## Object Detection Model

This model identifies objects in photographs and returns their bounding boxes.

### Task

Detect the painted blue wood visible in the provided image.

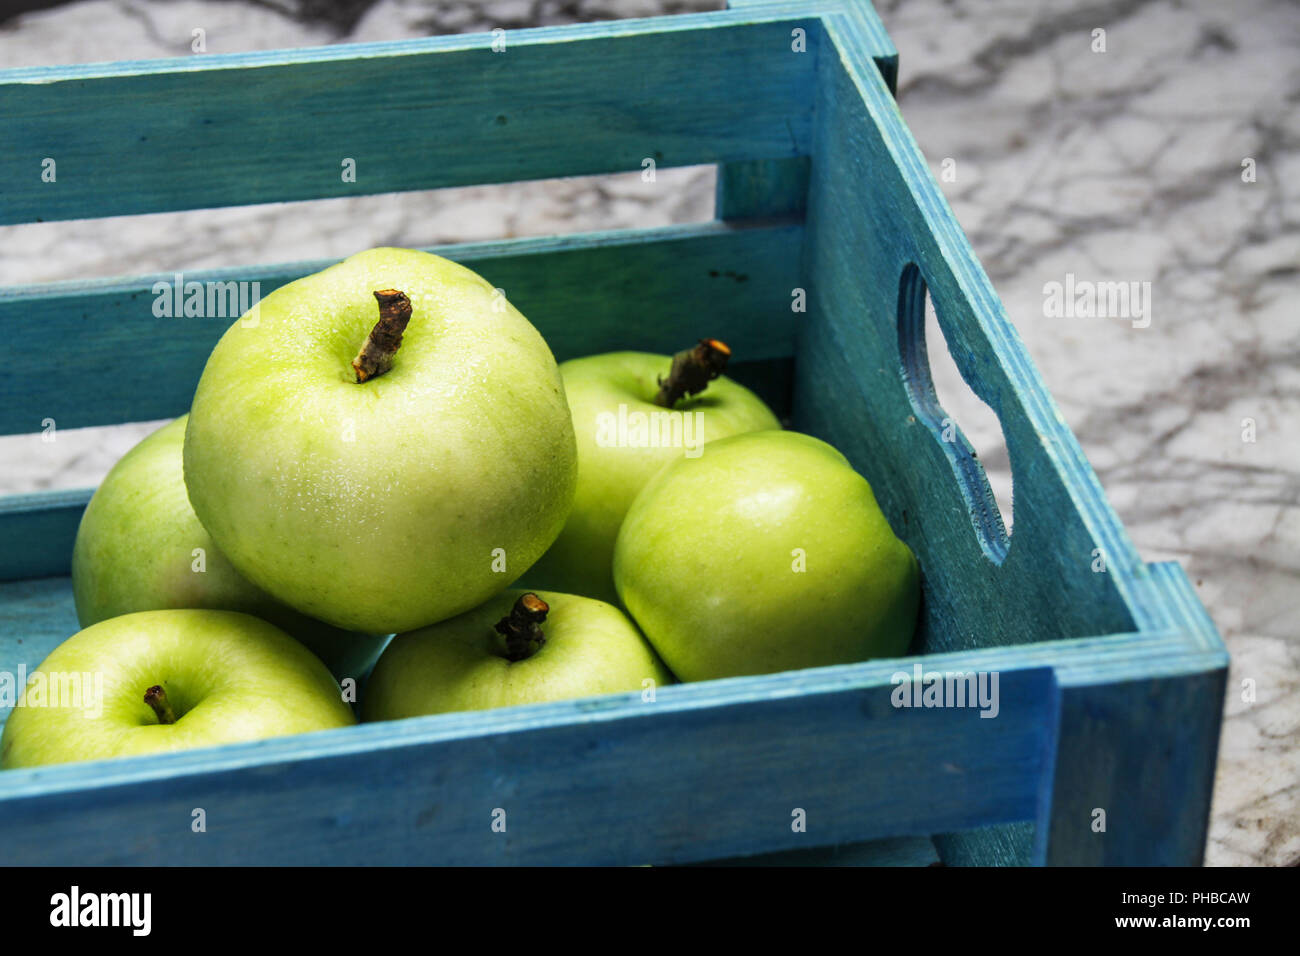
[700,834,940,866]
[0,578,80,736]
[724,0,900,93]
[0,221,801,436]
[716,158,811,220]
[1033,563,1227,865]
[797,11,1147,657]
[934,822,1035,867]
[1035,670,1226,865]
[0,567,1223,863]
[0,662,1056,864]
[0,489,91,581]
[713,0,895,222]
[0,15,819,225]
[0,0,1227,866]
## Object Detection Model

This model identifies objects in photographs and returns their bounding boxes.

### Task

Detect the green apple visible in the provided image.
[70,415,388,684]
[362,589,672,719]
[184,247,578,634]
[614,430,919,681]
[524,342,780,603]
[0,610,356,769]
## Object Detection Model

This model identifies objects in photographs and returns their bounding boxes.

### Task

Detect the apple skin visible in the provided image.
[184,247,578,635]
[71,416,388,684]
[522,351,779,603]
[0,610,356,769]
[362,589,672,720]
[613,430,919,681]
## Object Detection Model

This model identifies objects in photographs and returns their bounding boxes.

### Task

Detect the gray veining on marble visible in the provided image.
[0,0,1295,865]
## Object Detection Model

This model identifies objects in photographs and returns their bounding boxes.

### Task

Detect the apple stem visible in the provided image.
[352,289,413,383]
[144,685,177,725]
[653,338,731,407]
[494,592,549,662]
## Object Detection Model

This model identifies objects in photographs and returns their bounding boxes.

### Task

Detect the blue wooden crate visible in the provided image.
[0,0,1226,866]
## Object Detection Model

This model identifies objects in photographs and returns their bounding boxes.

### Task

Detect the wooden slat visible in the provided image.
[0,664,1057,865]
[0,564,1226,863]
[0,16,817,225]
[0,490,91,582]
[0,221,802,436]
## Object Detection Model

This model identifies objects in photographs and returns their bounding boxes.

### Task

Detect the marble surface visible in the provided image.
[0,0,1295,865]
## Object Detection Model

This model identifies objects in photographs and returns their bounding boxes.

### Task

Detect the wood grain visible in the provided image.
[0,662,1057,864]
[0,221,801,436]
[0,16,818,225]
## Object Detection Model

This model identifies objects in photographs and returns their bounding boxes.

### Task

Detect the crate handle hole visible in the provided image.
[897,263,1013,563]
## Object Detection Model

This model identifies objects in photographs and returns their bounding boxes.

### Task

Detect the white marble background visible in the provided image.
[0,0,1294,865]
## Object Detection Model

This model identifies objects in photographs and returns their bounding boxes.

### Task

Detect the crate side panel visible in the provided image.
[0,19,815,225]
[795,20,1140,655]
[0,666,1055,864]
[0,223,801,436]
[1035,668,1227,865]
